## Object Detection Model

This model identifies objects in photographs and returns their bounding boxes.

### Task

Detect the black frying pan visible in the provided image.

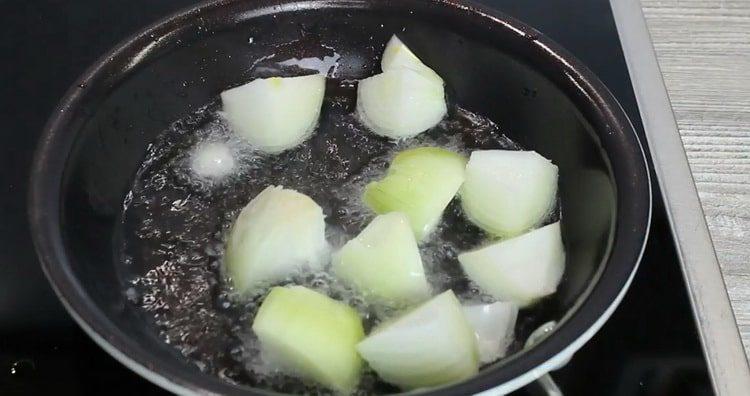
[28,0,651,394]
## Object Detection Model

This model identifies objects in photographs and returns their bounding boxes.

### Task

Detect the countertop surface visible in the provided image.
[641,0,750,359]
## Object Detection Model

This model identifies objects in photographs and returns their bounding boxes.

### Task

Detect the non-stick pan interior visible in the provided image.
[51,1,619,394]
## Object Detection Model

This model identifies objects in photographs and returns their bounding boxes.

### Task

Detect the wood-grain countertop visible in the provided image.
[641,0,750,358]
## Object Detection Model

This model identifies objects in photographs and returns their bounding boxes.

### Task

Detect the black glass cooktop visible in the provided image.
[0,0,712,395]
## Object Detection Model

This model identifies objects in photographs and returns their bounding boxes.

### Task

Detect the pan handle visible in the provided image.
[536,373,563,396]
[525,321,568,396]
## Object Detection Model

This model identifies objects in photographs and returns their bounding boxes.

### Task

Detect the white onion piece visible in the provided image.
[381,35,442,85]
[333,212,430,306]
[357,67,446,139]
[357,290,479,390]
[252,286,364,392]
[458,222,565,307]
[363,147,466,240]
[225,186,329,295]
[190,141,235,179]
[220,74,325,153]
[460,150,558,238]
[462,302,518,364]
[357,35,446,139]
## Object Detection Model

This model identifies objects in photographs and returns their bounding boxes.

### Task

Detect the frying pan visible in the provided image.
[28,0,651,394]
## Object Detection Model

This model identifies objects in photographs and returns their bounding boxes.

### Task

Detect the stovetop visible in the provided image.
[0,0,712,395]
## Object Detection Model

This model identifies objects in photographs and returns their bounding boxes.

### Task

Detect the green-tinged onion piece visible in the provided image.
[252,286,365,393]
[357,35,446,139]
[363,147,466,240]
[333,212,430,307]
[221,74,325,153]
[225,186,329,295]
[357,290,479,390]
[458,222,565,307]
[462,302,518,364]
[460,150,558,238]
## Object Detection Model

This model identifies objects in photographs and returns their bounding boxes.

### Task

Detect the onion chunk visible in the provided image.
[357,35,446,139]
[381,35,443,84]
[462,302,518,364]
[252,286,365,392]
[458,222,565,307]
[357,290,479,390]
[333,212,430,307]
[363,147,466,240]
[460,150,558,238]
[357,68,446,139]
[190,141,235,180]
[225,186,329,295]
[221,74,325,153]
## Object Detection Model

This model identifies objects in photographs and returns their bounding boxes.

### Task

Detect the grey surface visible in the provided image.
[613,1,750,394]
[640,0,750,360]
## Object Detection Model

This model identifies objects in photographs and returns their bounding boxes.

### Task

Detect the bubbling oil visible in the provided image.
[121,80,524,395]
